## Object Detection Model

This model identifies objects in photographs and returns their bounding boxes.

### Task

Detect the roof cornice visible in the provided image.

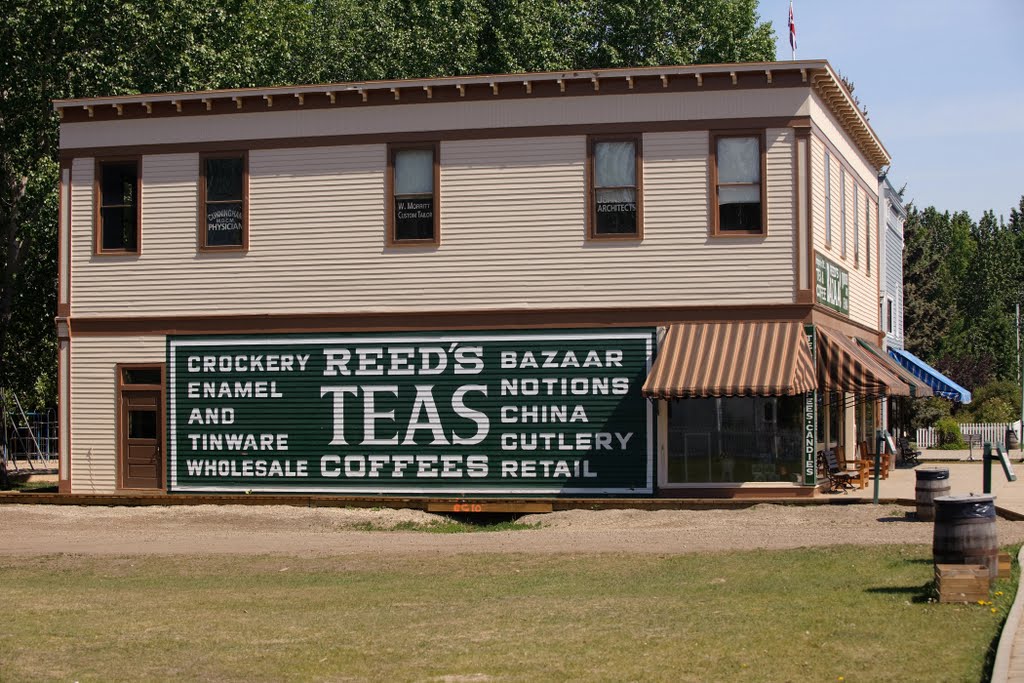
[54,60,890,169]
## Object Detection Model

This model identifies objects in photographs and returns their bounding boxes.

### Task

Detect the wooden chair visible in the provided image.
[897,437,921,466]
[858,440,889,479]
[836,444,869,489]
[820,449,858,493]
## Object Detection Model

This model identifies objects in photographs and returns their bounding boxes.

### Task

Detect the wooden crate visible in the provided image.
[998,552,1012,579]
[936,564,990,603]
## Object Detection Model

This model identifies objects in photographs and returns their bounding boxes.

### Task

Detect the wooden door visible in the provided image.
[121,390,163,489]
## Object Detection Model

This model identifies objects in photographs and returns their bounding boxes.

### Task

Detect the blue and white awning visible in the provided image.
[887,348,972,403]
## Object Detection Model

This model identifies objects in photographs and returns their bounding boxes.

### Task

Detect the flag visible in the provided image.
[788,1,797,54]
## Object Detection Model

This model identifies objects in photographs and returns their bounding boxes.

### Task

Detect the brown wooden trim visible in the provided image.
[58,339,71,490]
[654,486,816,499]
[198,151,249,252]
[840,166,848,260]
[793,126,812,303]
[60,117,811,162]
[709,130,768,237]
[93,156,142,255]
[68,304,816,337]
[810,124,879,203]
[115,362,166,491]
[810,305,882,338]
[805,128,816,303]
[58,72,814,124]
[823,147,833,250]
[586,134,644,241]
[386,141,440,248]
[852,184,861,268]
[58,160,70,312]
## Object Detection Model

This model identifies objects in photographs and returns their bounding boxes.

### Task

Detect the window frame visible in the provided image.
[853,186,860,267]
[386,141,441,248]
[840,167,847,258]
[866,199,873,275]
[824,151,832,248]
[198,151,249,252]
[94,156,142,255]
[586,134,644,241]
[709,130,767,237]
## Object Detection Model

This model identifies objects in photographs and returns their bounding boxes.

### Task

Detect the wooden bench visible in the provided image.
[897,437,921,466]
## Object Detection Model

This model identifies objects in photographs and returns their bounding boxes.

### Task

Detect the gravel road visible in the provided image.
[3,503,1024,556]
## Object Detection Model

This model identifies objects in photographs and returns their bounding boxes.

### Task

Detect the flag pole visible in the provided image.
[788,1,797,61]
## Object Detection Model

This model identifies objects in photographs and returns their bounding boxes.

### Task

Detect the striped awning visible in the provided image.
[855,338,934,398]
[641,321,817,398]
[815,325,911,396]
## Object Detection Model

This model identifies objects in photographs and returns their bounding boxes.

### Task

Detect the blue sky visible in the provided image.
[768,0,1024,222]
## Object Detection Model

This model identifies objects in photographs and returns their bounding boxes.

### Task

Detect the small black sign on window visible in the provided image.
[394,197,435,241]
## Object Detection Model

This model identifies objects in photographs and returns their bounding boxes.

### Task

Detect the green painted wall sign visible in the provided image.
[815,253,849,315]
[167,329,656,495]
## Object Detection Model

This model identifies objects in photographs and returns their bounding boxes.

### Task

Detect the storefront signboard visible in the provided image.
[803,325,817,485]
[815,253,849,315]
[167,329,656,495]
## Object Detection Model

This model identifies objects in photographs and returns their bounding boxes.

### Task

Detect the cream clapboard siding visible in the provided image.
[810,136,878,330]
[70,133,798,316]
[70,335,164,493]
[808,93,877,193]
[61,88,812,150]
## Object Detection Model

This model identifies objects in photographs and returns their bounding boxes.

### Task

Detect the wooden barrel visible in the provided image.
[1006,427,1019,451]
[933,494,998,579]
[915,468,950,521]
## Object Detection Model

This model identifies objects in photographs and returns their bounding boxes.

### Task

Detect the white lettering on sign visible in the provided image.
[187,433,288,451]
[499,377,630,396]
[185,459,308,477]
[498,431,631,452]
[187,381,283,399]
[187,407,235,425]
[186,354,309,373]
[320,454,489,478]
[500,459,597,478]
[322,345,483,377]
[499,405,588,423]
[319,384,491,447]
[500,350,623,369]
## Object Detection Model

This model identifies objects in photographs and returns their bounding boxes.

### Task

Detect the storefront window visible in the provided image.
[667,397,803,483]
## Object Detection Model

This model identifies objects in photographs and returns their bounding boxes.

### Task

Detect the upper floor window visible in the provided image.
[853,187,860,267]
[712,133,764,235]
[388,143,439,246]
[588,136,642,239]
[824,151,832,246]
[866,200,873,275]
[840,168,847,258]
[96,158,140,253]
[886,297,894,334]
[199,152,248,251]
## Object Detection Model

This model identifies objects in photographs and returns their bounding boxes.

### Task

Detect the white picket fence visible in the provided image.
[916,421,1021,449]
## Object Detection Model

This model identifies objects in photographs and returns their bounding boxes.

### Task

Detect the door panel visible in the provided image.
[121,390,163,489]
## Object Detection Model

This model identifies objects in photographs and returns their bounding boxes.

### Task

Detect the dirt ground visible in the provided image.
[3,502,1024,556]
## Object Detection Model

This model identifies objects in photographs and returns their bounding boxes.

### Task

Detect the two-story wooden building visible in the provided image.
[54,60,925,499]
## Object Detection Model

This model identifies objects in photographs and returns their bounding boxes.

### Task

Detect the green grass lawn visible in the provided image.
[0,545,1016,682]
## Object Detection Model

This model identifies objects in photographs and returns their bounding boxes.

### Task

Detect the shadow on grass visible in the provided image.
[865,583,936,603]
